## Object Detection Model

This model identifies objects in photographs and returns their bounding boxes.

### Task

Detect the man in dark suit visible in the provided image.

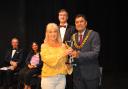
[58,9,76,43]
[71,14,101,89]
[58,9,76,89]
[0,38,24,89]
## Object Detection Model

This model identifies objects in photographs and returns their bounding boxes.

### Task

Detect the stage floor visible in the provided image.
[102,71,128,89]
[0,71,128,89]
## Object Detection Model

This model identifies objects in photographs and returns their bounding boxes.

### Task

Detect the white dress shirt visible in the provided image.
[59,23,68,42]
[11,49,16,58]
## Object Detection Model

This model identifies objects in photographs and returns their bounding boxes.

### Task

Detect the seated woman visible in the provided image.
[19,42,43,89]
[40,23,73,89]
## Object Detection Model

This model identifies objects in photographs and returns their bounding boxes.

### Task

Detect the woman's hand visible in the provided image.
[28,64,36,69]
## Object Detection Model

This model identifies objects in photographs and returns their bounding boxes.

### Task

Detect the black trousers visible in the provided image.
[0,71,3,85]
[19,67,40,86]
[0,69,14,88]
[73,68,99,89]
[65,74,73,89]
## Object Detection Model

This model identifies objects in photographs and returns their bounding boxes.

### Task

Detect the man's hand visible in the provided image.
[71,50,80,58]
[9,66,15,70]
[10,61,17,68]
[64,47,73,56]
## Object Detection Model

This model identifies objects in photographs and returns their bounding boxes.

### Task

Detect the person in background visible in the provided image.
[71,14,101,89]
[40,23,73,89]
[58,9,76,43]
[0,37,24,89]
[18,42,43,89]
[58,9,76,89]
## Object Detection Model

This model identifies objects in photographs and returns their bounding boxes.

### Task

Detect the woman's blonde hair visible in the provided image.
[44,23,62,44]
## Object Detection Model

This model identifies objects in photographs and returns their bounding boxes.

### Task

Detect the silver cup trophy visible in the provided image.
[65,40,77,67]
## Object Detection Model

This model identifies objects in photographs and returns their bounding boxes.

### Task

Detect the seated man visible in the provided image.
[0,37,24,89]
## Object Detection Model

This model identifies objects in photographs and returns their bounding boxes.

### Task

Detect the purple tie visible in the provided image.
[79,34,83,45]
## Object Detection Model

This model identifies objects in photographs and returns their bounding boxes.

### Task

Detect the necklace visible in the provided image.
[72,30,92,49]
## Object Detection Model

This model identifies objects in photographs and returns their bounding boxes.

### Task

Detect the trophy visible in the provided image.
[65,40,77,67]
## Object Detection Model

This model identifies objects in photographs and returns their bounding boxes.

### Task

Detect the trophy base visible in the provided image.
[65,62,77,67]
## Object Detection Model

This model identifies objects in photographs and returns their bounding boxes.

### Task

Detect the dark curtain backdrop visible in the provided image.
[0,0,127,73]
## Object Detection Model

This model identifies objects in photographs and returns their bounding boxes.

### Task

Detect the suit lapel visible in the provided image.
[63,25,69,42]
[83,29,89,39]
[8,49,12,59]
[75,33,79,44]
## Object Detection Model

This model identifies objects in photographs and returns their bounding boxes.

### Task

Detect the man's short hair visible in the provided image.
[75,14,88,21]
[11,37,19,42]
[58,9,68,16]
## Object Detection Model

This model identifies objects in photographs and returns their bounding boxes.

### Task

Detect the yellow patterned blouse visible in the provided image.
[40,43,72,77]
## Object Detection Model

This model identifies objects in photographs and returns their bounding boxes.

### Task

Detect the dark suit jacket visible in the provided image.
[25,51,43,70]
[4,48,24,70]
[72,29,101,80]
[59,25,76,43]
